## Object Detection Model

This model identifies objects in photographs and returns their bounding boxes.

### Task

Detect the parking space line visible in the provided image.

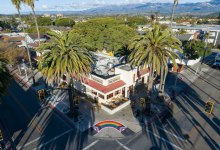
[115,140,131,150]
[32,129,73,150]
[155,126,185,142]
[145,128,183,150]
[83,140,99,150]
[17,136,45,150]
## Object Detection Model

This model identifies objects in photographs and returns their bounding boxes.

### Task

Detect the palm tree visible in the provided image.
[129,24,182,99]
[170,0,179,28]
[22,0,40,45]
[11,0,35,84]
[37,31,93,116]
[0,57,11,96]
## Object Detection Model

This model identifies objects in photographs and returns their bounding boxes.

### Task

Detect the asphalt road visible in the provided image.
[0,80,83,150]
[81,54,220,150]
[0,53,219,150]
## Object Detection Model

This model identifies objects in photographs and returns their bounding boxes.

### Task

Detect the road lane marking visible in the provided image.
[8,90,43,134]
[16,135,45,150]
[155,126,185,142]
[115,140,131,150]
[83,140,99,150]
[32,129,73,150]
[116,131,141,150]
[145,128,183,150]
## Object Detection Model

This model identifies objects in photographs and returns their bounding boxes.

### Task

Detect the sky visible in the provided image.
[0,0,211,14]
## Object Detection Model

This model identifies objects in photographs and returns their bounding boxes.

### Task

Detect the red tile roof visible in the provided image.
[28,43,39,48]
[138,68,150,76]
[83,78,126,94]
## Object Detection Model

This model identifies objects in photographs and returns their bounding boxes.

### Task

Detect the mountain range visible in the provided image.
[33,0,220,16]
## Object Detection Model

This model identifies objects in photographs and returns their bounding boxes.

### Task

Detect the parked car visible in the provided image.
[212,52,220,69]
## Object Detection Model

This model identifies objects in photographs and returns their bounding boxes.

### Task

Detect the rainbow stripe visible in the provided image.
[93,120,127,132]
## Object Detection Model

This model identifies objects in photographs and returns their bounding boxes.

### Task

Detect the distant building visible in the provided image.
[43,13,51,17]
[159,20,176,25]
[17,22,29,30]
[0,33,26,45]
[172,25,220,46]
[74,18,87,24]
[56,13,63,18]
[176,34,194,42]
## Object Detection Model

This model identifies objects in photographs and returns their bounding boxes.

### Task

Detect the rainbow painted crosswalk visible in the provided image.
[93,120,127,132]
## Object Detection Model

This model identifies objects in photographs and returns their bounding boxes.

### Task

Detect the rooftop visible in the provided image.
[118,64,133,71]
[83,78,126,94]
[91,52,119,78]
[172,25,220,31]
[176,34,193,41]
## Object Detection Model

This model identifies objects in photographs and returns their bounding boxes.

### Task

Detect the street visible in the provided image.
[0,54,220,150]
[0,80,84,150]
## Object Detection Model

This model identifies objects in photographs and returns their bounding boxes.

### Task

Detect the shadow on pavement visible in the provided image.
[0,78,95,150]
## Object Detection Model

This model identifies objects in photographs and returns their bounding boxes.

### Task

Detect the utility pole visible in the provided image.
[201,26,209,64]
[195,26,209,75]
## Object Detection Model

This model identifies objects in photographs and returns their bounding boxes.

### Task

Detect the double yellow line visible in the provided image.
[8,90,43,134]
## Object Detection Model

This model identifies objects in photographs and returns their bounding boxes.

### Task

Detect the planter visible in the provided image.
[101,100,131,115]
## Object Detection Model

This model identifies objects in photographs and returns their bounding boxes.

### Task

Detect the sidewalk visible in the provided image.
[0,119,15,150]
[165,61,211,96]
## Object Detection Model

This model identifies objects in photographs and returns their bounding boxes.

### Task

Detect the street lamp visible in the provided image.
[21,59,28,80]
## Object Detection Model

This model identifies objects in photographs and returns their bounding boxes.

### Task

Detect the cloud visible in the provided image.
[42,5,48,9]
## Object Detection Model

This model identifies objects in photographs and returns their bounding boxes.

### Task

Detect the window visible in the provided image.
[115,90,121,95]
[91,90,97,96]
[91,76,103,84]
[107,93,114,99]
[108,76,120,84]
[98,93,104,99]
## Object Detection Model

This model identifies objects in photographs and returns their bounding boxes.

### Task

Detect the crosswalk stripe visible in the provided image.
[83,140,99,150]
[146,128,183,150]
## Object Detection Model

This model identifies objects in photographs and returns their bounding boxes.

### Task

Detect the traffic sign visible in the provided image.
[0,130,3,141]
[204,101,214,114]
[38,89,45,101]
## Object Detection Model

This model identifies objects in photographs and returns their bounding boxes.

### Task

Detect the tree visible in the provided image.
[73,17,136,52]
[0,42,28,65]
[178,28,187,35]
[37,31,93,116]
[0,56,11,96]
[129,23,182,100]
[0,20,11,29]
[26,26,50,34]
[37,17,52,26]
[170,0,178,28]
[126,16,149,27]
[22,0,40,45]
[183,40,212,60]
[11,0,35,84]
[55,18,75,27]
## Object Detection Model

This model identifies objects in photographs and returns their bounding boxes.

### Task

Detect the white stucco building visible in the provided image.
[74,52,149,104]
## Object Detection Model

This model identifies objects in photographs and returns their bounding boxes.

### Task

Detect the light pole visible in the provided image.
[196,27,209,75]
[21,59,28,80]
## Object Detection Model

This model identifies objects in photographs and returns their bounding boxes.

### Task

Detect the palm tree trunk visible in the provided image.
[17,9,35,84]
[31,7,40,46]
[161,67,168,95]
[170,3,176,28]
[68,78,74,115]
[159,66,164,95]
[147,62,154,93]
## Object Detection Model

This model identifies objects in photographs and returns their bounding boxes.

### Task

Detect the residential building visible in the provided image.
[172,25,220,46]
